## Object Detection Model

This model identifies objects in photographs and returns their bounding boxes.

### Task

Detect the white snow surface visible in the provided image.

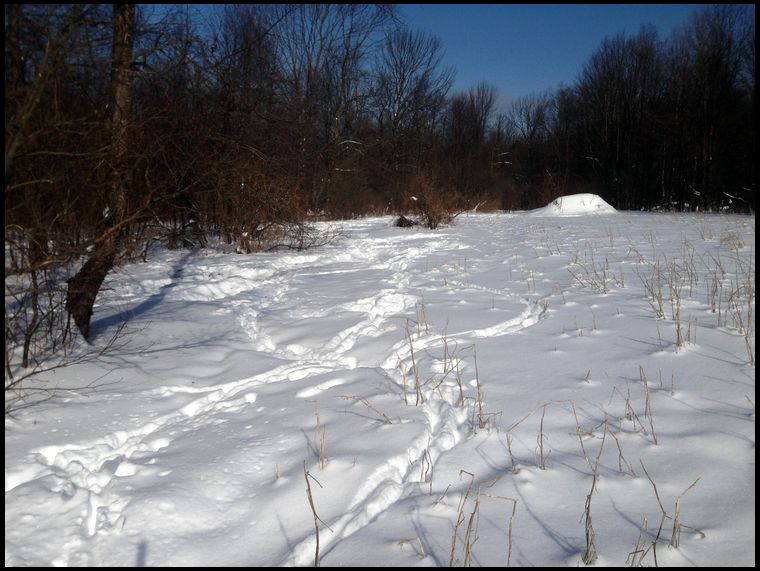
[530,193,617,216]
[5,211,755,567]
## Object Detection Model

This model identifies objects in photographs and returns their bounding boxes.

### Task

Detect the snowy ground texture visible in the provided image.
[5,199,755,566]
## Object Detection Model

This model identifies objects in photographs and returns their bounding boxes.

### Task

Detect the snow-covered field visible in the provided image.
[5,202,755,566]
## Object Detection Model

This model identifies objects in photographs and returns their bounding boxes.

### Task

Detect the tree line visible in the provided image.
[4,4,755,373]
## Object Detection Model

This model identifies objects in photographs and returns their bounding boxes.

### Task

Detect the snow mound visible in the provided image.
[529,193,616,216]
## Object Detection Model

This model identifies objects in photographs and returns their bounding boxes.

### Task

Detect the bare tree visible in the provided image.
[66,4,136,340]
[677,5,752,211]
[271,4,396,213]
[506,92,553,207]
[372,28,454,167]
[5,5,92,180]
[441,82,498,200]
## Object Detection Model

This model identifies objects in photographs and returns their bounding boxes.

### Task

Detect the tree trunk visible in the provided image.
[67,4,134,340]
[66,247,117,340]
[108,3,134,222]
[7,5,25,90]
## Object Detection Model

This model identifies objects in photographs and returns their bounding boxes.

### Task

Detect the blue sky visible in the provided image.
[400,4,705,109]
[146,4,707,111]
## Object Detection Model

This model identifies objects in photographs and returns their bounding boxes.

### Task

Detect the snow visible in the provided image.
[530,193,617,216]
[5,209,755,567]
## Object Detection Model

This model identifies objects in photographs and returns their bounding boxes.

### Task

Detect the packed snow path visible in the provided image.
[5,212,755,566]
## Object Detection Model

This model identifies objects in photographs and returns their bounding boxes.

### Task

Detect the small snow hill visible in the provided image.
[529,193,617,216]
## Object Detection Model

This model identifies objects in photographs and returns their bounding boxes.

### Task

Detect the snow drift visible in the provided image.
[529,193,617,216]
[4,211,755,567]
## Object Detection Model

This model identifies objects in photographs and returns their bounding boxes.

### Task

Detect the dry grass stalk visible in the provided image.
[339,395,393,424]
[668,260,685,349]
[416,300,430,336]
[639,460,667,566]
[582,472,598,565]
[567,400,594,472]
[605,422,637,477]
[633,260,665,319]
[471,345,485,429]
[504,432,519,474]
[627,516,650,566]
[639,366,652,418]
[484,493,518,567]
[536,404,549,470]
[640,460,703,560]
[610,385,647,437]
[669,478,700,548]
[303,463,333,567]
[745,335,755,366]
[396,536,426,558]
[567,244,611,293]
[593,419,608,467]
[462,485,482,566]
[449,470,475,567]
[420,447,433,493]
[581,413,606,568]
[433,484,452,507]
[432,330,465,406]
[406,322,424,405]
[454,357,465,407]
[397,354,408,405]
[311,403,328,469]
[639,367,658,445]
[502,410,534,473]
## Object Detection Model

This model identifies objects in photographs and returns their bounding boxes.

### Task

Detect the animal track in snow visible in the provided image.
[295,378,347,398]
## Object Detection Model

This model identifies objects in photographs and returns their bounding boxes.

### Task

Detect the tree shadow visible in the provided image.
[90,251,195,340]
[136,540,148,566]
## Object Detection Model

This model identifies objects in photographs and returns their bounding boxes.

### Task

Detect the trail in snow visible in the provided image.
[6,218,551,565]
[6,211,753,567]
[222,226,552,563]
